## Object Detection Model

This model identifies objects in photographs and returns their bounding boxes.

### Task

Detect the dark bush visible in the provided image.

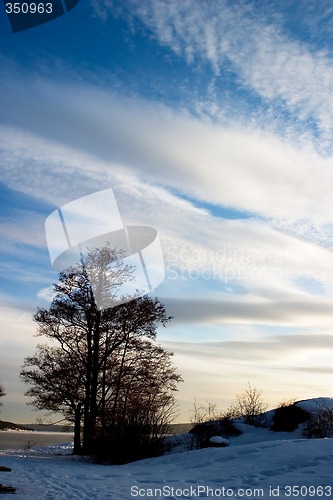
[303,407,333,439]
[189,417,241,449]
[271,404,309,432]
[93,422,168,464]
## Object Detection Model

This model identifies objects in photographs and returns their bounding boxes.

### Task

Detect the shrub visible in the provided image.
[271,404,309,432]
[303,406,333,439]
[234,384,268,426]
[189,417,241,449]
[93,421,169,464]
[277,398,296,408]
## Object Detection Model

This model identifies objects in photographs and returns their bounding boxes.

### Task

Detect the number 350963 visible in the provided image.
[6,3,53,14]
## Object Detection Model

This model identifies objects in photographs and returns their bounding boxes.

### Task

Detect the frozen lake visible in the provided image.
[0,431,73,450]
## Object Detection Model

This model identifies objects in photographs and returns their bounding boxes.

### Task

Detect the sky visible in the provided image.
[1,0,333,424]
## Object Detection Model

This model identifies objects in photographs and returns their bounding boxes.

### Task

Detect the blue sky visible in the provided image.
[1,0,333,423]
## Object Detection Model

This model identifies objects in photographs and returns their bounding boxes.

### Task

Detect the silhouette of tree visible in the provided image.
[0,381,5,410]
[21,246,181,458]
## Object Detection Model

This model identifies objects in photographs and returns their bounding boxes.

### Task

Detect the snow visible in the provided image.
[297,397,333,413]
[262,409,275,426]
[1,399,333,499]
[0,433,332,498]
[209,436,229,445]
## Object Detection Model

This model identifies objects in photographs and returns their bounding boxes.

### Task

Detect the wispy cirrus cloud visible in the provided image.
[1,76,333,224]
[92,0,333,146]
[2,66,333,322]
[162,295,333,328]
[162,334,333,364]
[161,332,333,410]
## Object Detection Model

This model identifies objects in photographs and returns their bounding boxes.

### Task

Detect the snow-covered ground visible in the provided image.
[0,422,333,499]
[296,397,333,413]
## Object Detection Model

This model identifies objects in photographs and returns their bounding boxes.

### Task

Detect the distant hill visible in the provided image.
[0,420,33,431]
[0,420,74,432]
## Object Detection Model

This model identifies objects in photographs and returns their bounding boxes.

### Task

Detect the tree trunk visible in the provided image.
[83,321,93,453]
[73,403,82,455]
[83,310,101,454]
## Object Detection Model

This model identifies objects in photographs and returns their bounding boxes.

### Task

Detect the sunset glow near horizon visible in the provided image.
[1,0,333,424]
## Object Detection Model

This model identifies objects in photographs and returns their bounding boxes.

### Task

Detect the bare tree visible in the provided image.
[21,246,182,458]
[277,398,296,408]
[21,345,84,453]
[188,400,241,450]
[187,400,220,449]
[190,400,218,426]
[0,381,5,410]
[99,339,182,462]
[303,405,333,439]
[235,383,267,426]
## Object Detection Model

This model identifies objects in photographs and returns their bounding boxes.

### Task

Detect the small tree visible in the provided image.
[234,383,267,426]
[303,406,333,439]
[21,345,84,453]
[277,398,296,408]
[0,381,5,410]
[188,400,241,449]
[187,400,218,449]
[190,400,218,426]
[99,340,182,463]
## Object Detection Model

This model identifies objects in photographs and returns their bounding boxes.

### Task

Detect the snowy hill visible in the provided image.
[0,398,332,499]
[296,397,333,413]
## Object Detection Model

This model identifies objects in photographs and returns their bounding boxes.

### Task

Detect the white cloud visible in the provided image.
[0,210,47,250]
[161,333,333,417]
[2,73,333,321]
[162,295,333,328]
[162,334,333,365]
[0,304,36,346]
[0,305,50,423]
[36,286,55,303]
[96,0,333,138]
[1,77,333,224]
